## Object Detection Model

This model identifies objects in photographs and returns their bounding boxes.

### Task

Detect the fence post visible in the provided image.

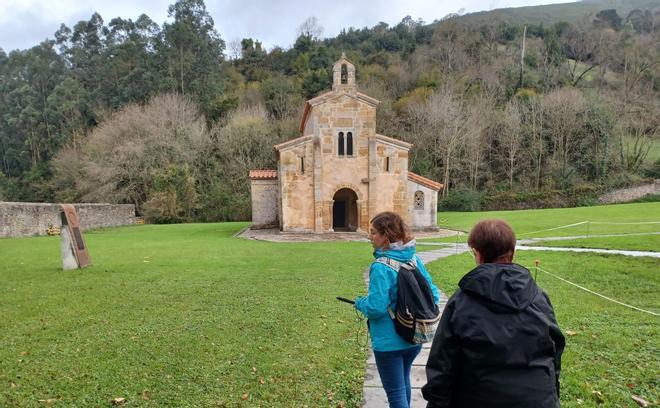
[534,259,540,282]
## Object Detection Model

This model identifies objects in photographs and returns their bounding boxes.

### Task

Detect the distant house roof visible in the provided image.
[408,172,443,191]
[249,170,278,180]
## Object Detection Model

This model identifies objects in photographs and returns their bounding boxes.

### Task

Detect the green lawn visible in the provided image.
[2,217,659,407]
[0,223,372,407]
[532,233,660,252]
[428,251,659,408]
[435,202,660,238]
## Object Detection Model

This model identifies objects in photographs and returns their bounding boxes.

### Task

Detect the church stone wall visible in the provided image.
[316,95,373,231]
[0,202,136,238]
[279,142,315,232]
[250,179,279,229]
[278,92,378,233]
[371,141,410,224]
[407,182,438,230]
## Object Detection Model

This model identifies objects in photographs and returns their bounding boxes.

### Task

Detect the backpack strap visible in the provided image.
[374,257,419,320]
[374,256,417,272]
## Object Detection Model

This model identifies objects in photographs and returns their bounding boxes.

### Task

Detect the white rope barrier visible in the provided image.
[587,221,660,225]
[531,266,660,317]
[518,221,588,236]
[519,220,660,237]
[521,231,660,242]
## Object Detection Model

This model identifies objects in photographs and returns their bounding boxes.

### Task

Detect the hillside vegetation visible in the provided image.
[0,0,658,221]
[461,0,660,25]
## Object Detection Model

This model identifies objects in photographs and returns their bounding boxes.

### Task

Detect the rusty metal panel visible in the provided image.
[60,204,91,268]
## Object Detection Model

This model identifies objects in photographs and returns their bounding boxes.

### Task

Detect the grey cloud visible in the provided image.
[1,0,575,53]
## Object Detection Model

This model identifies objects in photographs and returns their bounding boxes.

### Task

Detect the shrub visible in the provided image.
[438,189,483,211]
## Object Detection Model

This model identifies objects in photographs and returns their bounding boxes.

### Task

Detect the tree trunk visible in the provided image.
[179,47,185,95]
[518,25,527,89]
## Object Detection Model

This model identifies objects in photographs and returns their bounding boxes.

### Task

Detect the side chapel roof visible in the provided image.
[249,169,278,180]
[408,172,443,191]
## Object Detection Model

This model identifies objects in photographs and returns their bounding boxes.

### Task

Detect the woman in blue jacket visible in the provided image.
[355,211,440,408]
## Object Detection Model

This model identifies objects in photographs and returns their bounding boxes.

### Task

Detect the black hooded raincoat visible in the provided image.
[422,263,565,408]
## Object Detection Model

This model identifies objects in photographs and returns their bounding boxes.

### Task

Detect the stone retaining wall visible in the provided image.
[0,202,136,238]
[598,180,660,204]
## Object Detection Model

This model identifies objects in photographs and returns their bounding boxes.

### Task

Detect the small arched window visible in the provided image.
[300,156,305,174]
[414,191,425,210]
[341,64,348,84]
[338,132,345,156]
[346,132,353,156]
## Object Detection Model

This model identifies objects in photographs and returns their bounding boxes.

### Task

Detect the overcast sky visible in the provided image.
[0,0,576,53]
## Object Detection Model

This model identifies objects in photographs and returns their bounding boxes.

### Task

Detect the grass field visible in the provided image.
[1,223,372,407]
[532,234,660,252]
[429,251,659,408]
[427,202,660,247]
[436,202,660,236]
[1,202,659,407]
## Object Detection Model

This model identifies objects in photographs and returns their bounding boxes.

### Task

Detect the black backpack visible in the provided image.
[376,257,441,344]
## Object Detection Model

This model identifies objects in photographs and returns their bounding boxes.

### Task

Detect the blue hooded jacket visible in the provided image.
[355,240,441,351]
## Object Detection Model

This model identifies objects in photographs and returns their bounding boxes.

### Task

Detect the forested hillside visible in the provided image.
[460,0,660,25]
[1,0,658,222]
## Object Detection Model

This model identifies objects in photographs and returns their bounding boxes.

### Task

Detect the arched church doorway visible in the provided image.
[332,188,358,232]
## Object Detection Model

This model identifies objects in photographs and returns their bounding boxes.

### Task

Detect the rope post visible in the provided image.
[455,231,459,254]
[586,221,590,238]
[534,259,540,281]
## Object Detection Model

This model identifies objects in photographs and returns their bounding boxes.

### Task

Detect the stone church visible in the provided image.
[249,54,442,233]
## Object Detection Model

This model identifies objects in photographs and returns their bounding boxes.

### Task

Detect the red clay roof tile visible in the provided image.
[408,172,443,191]
[249,170,278,180]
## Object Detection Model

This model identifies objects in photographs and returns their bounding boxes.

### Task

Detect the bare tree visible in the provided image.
[618,114,658,173]
[430,17,468,73]
[212,105,280,211]
[297,16,323,40]
[615,35,659,172]
[523,97,545,189]
[53,93,209,218]
[620,35,658,115]
[227,39,243,60]
[561,25,601,86]
[541,88,587,187]
[499,100,524,189]
[462,94,495,190]
[407,86,481,196]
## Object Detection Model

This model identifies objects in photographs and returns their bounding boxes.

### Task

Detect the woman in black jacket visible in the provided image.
[422,219,565,408]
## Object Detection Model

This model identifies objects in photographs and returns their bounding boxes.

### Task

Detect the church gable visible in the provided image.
[299,91,379,137]
[298,54,379,137]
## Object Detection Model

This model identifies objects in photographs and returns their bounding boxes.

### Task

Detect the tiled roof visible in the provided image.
[408,172,443,191]
[249,170,278,180]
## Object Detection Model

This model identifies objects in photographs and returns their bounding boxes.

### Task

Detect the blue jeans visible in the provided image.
[374,345,422,408]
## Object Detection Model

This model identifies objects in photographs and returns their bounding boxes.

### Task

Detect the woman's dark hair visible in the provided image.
[468,219,516,263]
[370,211,413,244]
